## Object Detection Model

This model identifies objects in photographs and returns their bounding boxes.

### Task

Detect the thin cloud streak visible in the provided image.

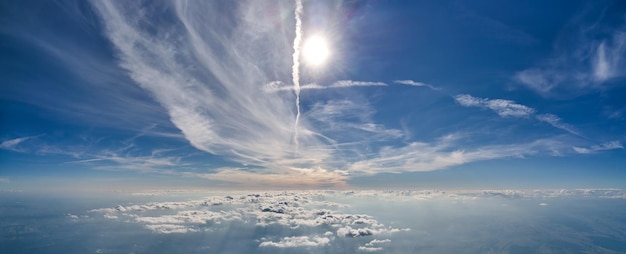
[393,80,439,90]
[348,135,568,175]
[573,141,623,154]
[0,136,35,152]
[514,21,626,97]
[264,80,387,92]
[454,94,581,136]
[454,94,535,118]
[536,114,581,137]
[292,0,304,152]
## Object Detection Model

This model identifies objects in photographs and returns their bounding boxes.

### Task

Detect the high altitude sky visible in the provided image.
[1,0,625,191]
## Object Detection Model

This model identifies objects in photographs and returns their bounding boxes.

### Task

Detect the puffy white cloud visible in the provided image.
[145,224,197,234]
[336,226,409,238]
[358,246,383,252]
[337,226,375,237]
[92,190,414,252]
[259,235,331,248]
[357,238,392,252]
[88,189,626,252]
[368,239,391,245]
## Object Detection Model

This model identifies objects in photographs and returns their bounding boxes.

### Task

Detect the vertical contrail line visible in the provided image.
[292,0,303,153]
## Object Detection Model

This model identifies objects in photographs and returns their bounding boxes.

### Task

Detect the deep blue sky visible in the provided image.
[1,0,625,191]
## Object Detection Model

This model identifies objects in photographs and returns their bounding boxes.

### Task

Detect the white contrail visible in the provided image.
[292,0,303,153]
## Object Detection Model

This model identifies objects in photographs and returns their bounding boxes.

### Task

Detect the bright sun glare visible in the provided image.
[302,35,330,66]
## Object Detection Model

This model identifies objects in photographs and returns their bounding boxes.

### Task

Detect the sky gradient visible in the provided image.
[1,0,625,191]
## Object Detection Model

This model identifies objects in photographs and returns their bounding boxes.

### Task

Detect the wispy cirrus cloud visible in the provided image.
[535,114,581,137]
[91,1,333,176]
[393,80,439,90]
[454,94,535,117]
[264,80,387,92]
[514,21,626,97]
[453,94,581,136]
[82,0,612,187]
[573,141,623,154]
[0,136,35,152]
[348,135,567,175]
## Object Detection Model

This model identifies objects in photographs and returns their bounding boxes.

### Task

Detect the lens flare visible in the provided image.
[302,35,330,66]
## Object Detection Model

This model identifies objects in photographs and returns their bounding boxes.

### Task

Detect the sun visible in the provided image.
[302,35,330,67]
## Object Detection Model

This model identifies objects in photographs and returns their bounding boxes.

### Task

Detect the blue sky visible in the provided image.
[1,0,625,190]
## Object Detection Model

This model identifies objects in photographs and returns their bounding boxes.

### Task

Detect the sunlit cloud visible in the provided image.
[264,80,387,92]
[91,1,331,175]
[73,0,621,187]
[393,80,439,90]
[91,190,410,251]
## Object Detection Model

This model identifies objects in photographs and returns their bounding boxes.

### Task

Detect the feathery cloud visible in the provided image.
[393,80,438,90]
[536,114,581,137]
[573,141,623,154]
[454,94,582,136]
[264,80,387,92]
[454,94,535,117]
[514,22,626,97]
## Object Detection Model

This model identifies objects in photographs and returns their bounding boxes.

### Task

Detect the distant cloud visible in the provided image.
[367,239,392,245]
[195,168,349,189]
[454,94,581,136]
[393,80,439,90]
[0,177,9,184]
[573,141,623,154]
[0,136,34,152]
[92,191,411,252]
[88,190,626,252]
[68,150,183,175]
[348,135,566,174]
[359,239,392,251]
[514,22,626,97]
[454,94,535,117]
[259,236,331,248]
[358,246,383,252]
[535,114,581,137]
[337,226,408,238]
